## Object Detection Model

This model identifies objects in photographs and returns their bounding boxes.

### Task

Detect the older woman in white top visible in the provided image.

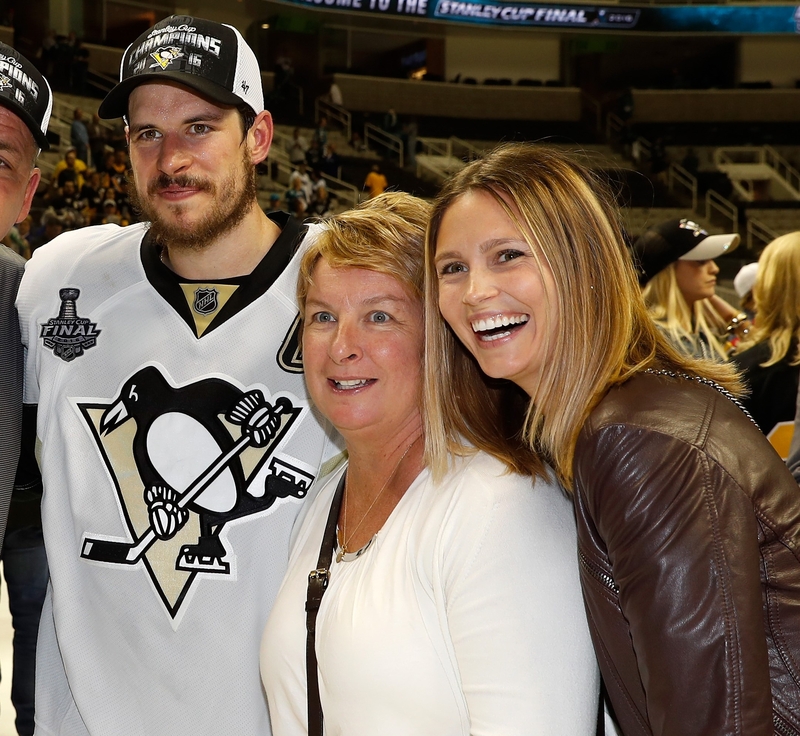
[259,192,599,735]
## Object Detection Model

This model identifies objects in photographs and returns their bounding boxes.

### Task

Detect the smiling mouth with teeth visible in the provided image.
[331,378,374,390]
[471,314,529,341]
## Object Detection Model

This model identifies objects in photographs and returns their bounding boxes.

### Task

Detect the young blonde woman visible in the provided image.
[733,231,800,435]
[633,219,741,360]
[424,143,800,736]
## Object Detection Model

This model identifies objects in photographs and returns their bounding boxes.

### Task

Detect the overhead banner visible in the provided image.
[270,0,800,33]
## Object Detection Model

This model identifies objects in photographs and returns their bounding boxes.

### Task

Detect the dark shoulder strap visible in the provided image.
[305,471,346,736]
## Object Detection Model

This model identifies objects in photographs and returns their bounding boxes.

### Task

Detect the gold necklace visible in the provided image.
[337,435,420,562]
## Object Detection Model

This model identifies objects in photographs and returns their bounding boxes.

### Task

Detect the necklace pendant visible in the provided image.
[335,547,345,564]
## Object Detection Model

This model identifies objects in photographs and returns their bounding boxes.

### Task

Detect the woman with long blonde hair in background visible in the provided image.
[733,231,800,435]
[633,219,741,360]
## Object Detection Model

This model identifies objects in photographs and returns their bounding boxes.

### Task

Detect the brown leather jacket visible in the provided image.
[574,372,800,736]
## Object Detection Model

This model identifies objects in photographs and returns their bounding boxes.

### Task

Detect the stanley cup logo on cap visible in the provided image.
[0,43,52,149]
[0,52,40,101]
[97,15,264,120]
[127,18,224,77]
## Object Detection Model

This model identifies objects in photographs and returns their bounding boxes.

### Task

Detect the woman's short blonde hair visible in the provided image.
[297,192,431,319]
[736,231,800,366]
[424,143,740,487]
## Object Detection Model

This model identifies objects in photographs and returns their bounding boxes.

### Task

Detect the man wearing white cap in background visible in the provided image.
[16,16,340,735]
[0,41,51,736]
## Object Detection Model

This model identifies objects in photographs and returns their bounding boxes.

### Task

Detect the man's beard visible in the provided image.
[128,150,258,252]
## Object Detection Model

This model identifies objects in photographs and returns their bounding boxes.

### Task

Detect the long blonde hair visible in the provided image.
[736,231,800,366]
[642,264,728,360]
[424,143,741,488]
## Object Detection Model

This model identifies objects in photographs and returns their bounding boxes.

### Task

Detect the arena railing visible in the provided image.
[315,97,351,143]
[364,123,403,168]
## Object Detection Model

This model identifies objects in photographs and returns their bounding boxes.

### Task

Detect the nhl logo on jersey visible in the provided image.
[39,288,101,362]
[77,365,315,619]
[192,287,218,315]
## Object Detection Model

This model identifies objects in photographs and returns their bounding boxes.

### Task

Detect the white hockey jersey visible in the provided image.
[17,214,342,736]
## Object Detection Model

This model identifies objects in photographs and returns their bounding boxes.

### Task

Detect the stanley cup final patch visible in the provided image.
[40,288,101,362]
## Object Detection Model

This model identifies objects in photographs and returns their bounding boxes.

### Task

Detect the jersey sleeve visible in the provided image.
[439,460,600,735]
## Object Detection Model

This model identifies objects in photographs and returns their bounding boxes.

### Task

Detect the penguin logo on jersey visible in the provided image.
[77,365,315,618]
[192,287,218,315]
[40,288,101,362]
[0,74,11,91]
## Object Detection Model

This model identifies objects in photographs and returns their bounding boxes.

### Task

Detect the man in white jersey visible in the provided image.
[16,16,340,735]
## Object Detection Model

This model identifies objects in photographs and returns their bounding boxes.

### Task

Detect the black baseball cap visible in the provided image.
[98,15,264,119]
[0,42,52,150]
[632,218,740,286]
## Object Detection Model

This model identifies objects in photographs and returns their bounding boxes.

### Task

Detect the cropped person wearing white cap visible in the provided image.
[632,218,744,360]
[16,16,341,735]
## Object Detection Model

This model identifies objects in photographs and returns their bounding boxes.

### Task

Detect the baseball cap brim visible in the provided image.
[0,96,50,150]
[679,232,740,261]
[98,72,244,119]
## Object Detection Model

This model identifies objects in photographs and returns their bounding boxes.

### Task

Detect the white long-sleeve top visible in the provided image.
[261,452,599,735]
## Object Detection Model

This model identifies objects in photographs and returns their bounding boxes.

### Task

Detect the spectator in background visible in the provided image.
[70,108,89,164]
[287,127,308,167]
[402,118,418,168]
[47,179,86,225]
[71,39,89,95]
[37,30,57,78]
[305,138,321,171]
[364,163,387,199]
[99,199,122,226]
[53,32,74,90]
[88,113,108,169]
[681,147,700,178]
[313,115,328,150]
[107,148,128,192]
[328,81,343,107]
[2,216,33,260]
[634,218,741,361]
[52,147,87,190]
[28,209,65,253]
[284,176,308,220]
[650,136,669,182]
[307,181,332,218]
[383,107,399,135]
[80,169,104,217]
[321,142,340,179]
[264,192,282,213]
[734,261,759,320]
[289,162,312,201]
[732,233,800,437]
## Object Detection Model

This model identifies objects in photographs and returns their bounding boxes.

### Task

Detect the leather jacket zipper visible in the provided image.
[579,550,619,594]
[775,713,800,736]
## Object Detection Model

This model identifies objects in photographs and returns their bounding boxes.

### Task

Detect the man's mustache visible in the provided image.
[147,174,214,196]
